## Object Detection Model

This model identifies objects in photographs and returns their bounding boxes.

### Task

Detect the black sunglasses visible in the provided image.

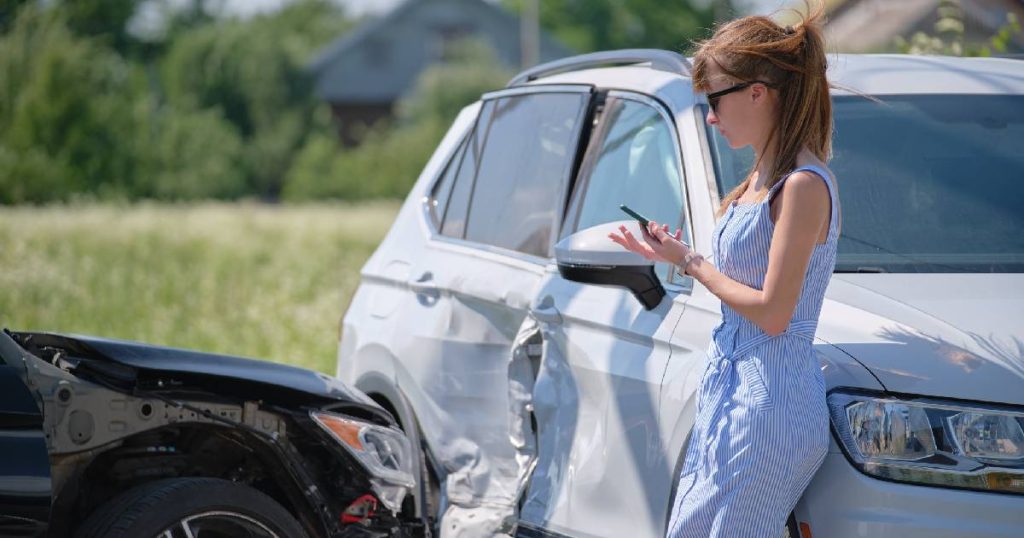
[706,80,774,113]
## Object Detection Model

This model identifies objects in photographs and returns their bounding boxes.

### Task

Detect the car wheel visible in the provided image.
[74,477,308,538]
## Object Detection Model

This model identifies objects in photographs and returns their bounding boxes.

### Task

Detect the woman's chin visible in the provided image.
[722,134,750,150]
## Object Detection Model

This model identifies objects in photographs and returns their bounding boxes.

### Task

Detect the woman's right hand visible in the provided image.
[608,223,683,264]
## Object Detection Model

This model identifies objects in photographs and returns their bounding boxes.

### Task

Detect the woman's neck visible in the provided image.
[751,142,780,190]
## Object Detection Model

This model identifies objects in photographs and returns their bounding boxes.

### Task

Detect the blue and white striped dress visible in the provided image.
[666,164,838,538]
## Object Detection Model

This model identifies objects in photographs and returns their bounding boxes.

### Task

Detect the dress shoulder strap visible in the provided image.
[767,164,839,243]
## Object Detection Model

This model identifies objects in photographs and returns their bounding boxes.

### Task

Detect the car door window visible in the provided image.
[463,91,589,258]
[565,94,687,282]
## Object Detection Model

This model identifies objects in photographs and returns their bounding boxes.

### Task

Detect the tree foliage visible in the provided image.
[62,0,138,54]
[0,0,735,204]
[0,0,352,204]
[282,40,512,201]
[894,0,1022,56]
[0,6,142,203]
[502,0,721,53]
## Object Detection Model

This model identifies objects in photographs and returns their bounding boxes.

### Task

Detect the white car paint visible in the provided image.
[338,54,1024,538]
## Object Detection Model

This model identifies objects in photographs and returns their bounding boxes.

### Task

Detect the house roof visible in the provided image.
[308,0,573,103]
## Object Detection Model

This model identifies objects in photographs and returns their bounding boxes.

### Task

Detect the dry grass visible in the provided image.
[0,201,401,374]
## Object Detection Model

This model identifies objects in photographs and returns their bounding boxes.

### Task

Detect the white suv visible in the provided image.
[336,50,1024,538]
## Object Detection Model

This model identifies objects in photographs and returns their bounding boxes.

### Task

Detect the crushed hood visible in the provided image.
[816,274,1024,406]
[14,331,384,414]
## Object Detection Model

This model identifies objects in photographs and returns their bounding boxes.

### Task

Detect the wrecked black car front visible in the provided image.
[0,329,426,538]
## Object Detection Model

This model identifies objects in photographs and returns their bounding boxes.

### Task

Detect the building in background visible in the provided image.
[308,0,571,145]
[824,0,1024,53]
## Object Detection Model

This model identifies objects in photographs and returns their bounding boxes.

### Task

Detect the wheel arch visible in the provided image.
[50,423,331,538]
[356,372,438,521]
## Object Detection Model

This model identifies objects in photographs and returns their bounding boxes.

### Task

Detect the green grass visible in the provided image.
[0,201,401,374]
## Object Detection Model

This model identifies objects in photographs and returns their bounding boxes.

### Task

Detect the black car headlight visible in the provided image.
[311,411,415,511]
[829,390,1024,495]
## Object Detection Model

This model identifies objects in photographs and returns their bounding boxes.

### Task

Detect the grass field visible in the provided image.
[0,202,401,374]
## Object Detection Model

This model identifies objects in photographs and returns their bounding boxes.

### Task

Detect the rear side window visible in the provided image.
[565,95,687,282]
[463,92,589,257]
[429,135,465,227]
[437,102,494,238]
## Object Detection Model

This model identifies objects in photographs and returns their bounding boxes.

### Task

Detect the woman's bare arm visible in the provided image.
[615,171,831,336]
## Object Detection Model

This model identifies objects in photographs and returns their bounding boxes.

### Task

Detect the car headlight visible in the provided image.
[311,411,415,510]
[829,390,1024,495]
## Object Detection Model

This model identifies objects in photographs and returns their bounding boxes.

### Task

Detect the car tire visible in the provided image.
[74,477,308,538]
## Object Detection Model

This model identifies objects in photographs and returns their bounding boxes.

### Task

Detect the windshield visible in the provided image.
[705,94,1024,273]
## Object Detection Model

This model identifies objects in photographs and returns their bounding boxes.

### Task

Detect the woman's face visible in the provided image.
[703,62,775,150]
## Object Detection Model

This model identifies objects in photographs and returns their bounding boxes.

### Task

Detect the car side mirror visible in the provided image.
[554,220,666,310]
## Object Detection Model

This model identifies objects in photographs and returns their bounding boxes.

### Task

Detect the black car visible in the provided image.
[0,329,428,537]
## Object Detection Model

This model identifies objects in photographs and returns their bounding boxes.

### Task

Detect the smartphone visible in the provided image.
[619,204,652,227]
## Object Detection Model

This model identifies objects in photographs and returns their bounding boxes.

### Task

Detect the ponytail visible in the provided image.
[691,1,832,216]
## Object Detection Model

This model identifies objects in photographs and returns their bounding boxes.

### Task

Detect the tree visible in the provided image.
[159,0,351,199]
[894,0,1022,56]
[283,39,512,201]
[0,6,143,203]
[61,0,139,54]
[0,0,32,33]
[502,0,723,53]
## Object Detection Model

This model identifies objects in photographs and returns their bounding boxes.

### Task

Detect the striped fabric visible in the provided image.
[666,164,838,538]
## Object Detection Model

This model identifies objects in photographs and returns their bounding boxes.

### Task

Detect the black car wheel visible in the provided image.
[74,477,308,538]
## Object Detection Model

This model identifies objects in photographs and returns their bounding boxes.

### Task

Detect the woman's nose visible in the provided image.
[706,108,718,125]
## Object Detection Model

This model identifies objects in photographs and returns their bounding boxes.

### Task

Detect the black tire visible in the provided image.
[74,477,309,538]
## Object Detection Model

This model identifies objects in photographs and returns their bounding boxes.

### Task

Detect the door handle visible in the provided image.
[530,296,562,324]
[407,271,439,295]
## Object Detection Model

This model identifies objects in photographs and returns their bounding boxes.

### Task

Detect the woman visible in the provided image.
[609,5,839,538]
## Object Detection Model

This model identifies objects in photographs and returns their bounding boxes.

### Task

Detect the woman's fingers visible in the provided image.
[647,221,669,243]
[623,226,662,260]
[610,225,664,261]
[614,226,640,251]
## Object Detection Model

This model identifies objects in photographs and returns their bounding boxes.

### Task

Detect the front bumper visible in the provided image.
[797,451,1024,537]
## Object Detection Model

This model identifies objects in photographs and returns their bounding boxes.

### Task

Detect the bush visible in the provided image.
[283,118,446,201]
[135,104,248,200]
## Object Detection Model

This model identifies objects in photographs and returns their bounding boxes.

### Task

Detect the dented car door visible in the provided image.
[520,92,695,538]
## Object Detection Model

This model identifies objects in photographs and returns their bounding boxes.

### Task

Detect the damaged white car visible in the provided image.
[337,51,1024,538]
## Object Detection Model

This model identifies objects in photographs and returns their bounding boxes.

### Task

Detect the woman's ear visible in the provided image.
[750,83,767,104]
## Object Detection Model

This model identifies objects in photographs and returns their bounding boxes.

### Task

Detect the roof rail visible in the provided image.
[507,49,691,87]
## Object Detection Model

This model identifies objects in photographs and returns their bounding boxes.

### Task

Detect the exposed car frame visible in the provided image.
[0,329,427,537]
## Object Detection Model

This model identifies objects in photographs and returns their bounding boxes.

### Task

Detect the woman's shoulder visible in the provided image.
[778,170,831,205]
[787,158,837,198]
[792,155,834,182]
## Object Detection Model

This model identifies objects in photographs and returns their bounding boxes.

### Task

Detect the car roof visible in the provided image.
[523,53,1024,97]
